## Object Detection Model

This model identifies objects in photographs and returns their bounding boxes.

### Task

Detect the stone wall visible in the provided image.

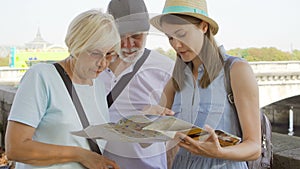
[0,85,16,148]
[0,86,300,168]
[263,106,300,126]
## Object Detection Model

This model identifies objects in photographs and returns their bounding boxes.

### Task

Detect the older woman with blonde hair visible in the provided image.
[5,9,120,169]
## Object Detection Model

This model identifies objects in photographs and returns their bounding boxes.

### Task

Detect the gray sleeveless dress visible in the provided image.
[171,56,248,169]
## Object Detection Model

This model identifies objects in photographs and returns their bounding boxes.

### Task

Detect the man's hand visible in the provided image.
[142,105,175,116]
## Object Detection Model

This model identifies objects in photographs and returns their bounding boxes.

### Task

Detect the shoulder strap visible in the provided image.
[224,56,236,106]
[53,63,102,155]
[107,48,150,108]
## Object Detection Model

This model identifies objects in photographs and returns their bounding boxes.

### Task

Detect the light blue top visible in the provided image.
[171,56,248,169]
[8,63,109,169]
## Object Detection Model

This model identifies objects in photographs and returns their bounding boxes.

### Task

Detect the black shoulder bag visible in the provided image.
[54,63,102,155]
[106,48,150,108]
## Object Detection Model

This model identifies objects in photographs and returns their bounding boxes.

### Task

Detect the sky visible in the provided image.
[0,0,299,52]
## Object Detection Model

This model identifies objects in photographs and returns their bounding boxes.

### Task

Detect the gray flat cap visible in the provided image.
[107,0,150,35]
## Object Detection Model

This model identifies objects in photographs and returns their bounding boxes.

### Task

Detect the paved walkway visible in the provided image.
[272,132,300,169]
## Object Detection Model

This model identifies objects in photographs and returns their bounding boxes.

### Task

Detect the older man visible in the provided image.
[97,0,174,168]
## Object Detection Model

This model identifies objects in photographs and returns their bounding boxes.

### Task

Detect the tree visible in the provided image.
[227,47,296,61]
[156,47,300,62]
[155,48,176,60]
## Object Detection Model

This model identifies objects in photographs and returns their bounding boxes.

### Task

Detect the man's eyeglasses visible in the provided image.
[121,32,147,40]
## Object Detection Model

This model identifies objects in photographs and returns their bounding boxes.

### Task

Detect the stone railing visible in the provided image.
[255,71,300,85]
[2,61,300,86]
[249,61,300,86]
[250,61,300,73]
[0,67,27,86]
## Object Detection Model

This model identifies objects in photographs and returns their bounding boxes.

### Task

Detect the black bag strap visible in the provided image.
[107,48,150,108]
[224,56,236,106]
[53,63,102,155]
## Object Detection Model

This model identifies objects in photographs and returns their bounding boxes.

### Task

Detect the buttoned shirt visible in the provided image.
[97,49,174,169]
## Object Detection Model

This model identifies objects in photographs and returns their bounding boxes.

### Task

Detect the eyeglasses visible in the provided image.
[87,50,118,59]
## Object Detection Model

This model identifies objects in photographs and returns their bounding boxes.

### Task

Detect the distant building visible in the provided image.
[3,27,68,68]
[24,27,52,50]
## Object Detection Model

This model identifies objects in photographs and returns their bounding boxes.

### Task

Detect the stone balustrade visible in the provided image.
[0,67,27,86]
[256,71,300,85]
[250,61,300,73]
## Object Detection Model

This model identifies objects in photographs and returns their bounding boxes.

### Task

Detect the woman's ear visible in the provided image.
[198,21,209,34]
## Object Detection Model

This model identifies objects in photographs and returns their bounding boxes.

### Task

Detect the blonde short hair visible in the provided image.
[65,9,120,57]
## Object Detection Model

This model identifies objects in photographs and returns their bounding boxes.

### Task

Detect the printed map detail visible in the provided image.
[71,115,241,146]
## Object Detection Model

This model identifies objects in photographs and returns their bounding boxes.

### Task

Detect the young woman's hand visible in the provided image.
[174,125,223,158]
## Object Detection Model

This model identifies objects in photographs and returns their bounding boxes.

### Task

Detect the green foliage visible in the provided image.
[227,47,297,61]
[291,50,300,60]
[155,47,176,60]
[157,47,300,62]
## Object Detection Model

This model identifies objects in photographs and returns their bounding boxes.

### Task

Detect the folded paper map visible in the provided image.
[71,115,241,147]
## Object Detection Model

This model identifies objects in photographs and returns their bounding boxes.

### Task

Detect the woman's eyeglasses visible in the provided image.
[87,50,118,59]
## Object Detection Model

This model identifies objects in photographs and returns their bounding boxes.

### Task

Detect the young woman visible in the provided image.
[150,0,261,168]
